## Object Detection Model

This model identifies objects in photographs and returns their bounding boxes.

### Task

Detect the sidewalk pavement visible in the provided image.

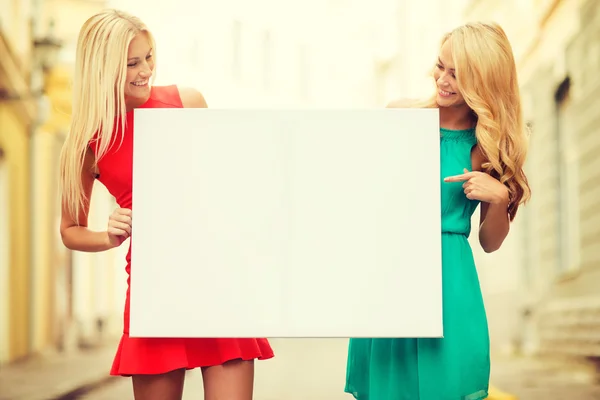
[2,339,600,400]
[489,354,600,400]
[0,339,119,400]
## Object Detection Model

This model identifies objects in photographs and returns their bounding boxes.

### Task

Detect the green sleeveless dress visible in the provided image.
[345,127,490,400]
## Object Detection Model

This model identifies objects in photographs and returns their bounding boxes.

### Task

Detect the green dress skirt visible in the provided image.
[345,128,490,400]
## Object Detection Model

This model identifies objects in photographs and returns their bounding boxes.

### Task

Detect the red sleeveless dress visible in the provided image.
[89,85,274,376]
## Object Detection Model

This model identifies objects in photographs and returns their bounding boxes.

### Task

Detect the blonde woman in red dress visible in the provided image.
[58,9,274,400]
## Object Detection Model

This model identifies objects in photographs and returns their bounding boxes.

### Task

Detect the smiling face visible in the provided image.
[124,33,154,104]
[433,39,466,108]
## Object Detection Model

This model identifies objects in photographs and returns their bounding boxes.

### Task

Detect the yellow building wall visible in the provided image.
[2,0,119,363]
[0,104,31,362]
[30,128,58,353]
[0,145,10,364]
[29,65,72,353]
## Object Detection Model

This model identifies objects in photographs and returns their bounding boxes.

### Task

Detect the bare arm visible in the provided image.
[472,146,510,253]
[445,146,510,253]
[60,148,130,252]
[478,198,510,253]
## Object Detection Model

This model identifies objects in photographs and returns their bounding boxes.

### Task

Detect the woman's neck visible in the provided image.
[125,94,151,113]
[439,104,475,130]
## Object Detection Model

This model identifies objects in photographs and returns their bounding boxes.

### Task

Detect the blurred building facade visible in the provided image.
[0,0,38,364]
[0,0,127,366]
[121,0,393,109]
[119,0,473,111]
[464,0,600,358]
[372,0,470,104]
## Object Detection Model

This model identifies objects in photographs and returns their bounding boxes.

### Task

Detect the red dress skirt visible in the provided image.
[110,279,274,376]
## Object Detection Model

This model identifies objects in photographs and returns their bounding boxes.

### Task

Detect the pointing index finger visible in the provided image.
[444,172,475,182]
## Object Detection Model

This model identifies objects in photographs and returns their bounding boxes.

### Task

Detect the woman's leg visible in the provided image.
[202,359,254,400]
[132,368,186,400]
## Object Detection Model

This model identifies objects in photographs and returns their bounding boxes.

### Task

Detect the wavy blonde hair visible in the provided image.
[59,9,156,222]
[408,22,531,221]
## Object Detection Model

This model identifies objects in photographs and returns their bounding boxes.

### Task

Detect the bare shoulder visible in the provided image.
[386,98,418,108]
[178,86,208,108]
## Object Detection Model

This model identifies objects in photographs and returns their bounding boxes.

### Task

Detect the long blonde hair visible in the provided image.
[411,22,531,221]
[59,9,156,223]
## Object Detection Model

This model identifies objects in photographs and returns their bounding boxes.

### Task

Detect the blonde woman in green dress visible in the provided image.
[345,22,531,400]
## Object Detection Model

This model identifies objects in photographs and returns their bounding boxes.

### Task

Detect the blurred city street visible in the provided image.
[489,356,600,400]
[2,0,600,399]
[79,338,353,400]
[3,338,600,399]
[0,338,353,400]
[84,345,600,400]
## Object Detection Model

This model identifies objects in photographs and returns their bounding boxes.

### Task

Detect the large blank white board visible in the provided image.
[130,108,443,338]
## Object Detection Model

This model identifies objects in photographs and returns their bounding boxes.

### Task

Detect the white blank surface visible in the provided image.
[130,108,443,338]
